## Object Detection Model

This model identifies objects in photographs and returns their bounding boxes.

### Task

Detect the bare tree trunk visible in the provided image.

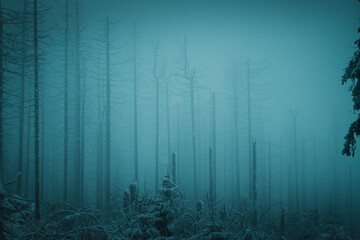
[172,153,176,184]
[190,71,197,199]
[252,139,257,227]
[212,92,216,202]
[301,138,306,212]
[40,80,45,203]
[34,0,40,220]
[17,0,27,195]
[177,104,180,187]
[313,136,318,212]
[183,35,198,199]
[0,0,3,181]
[292,112,299,217]
[208,147,214,223]
[246,60,252,200]
[166,82,171,174]
[133,23,138,183]
[232,67,240,202]
[96,78,103,209]
[25,85,31,198]
[63,0,69,202]
[268,141,271,210]
[74,0,81,203]
[80,62,86,204]
[154,42,159,191]
[105,17,111,213]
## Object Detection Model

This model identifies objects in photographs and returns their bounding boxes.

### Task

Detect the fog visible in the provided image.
[1,0,360,239]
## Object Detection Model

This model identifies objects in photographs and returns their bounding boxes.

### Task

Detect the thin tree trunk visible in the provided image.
[40,81,45,203]
[212,92,216,202]
[177,104,180,187]
[133,23,138,183]
[293,114,299,217]
[313,136,318,224]
[96,78,103,209]
[0,0,3,181]
[154,42,159,191]
[190,72,197,199]
[301,138,306,212]
[17,0,27,195]
[268,141,271,210]
[74,0,81,203]
[246,60,252,200]
[25,85,31,198]
[63,0,69,202]
[34,0,40,220]
[166,82,171,174]
[209,147,214,223]
[80,61,86,204]
[172,153,176,184]
[252,139,257,227]
[232,67,240,202]
[105,17,111,212]
[184,35,198,199]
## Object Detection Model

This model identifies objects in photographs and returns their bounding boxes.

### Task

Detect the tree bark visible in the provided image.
[63,0,69,202]
[105,17,111,212]
[74,0,81,203]
[34,0,40,220]
[133,23,138,184]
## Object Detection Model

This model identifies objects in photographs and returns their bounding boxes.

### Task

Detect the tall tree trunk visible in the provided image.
[212,92,216,202]
[34,0,40,220]
[166,82,171,174]
[133,23,138,183]
[172,153,176,184]
[105,17,111,213]
[252,139,257,227]
[301,138,306,212]
[177,104,180,186]
[190,72,197,199]
[0,0,3,181]
[268,141,271,210]
[80,62,86,203]
[209,147,214,223]
[63,0,69,202]
[184,35,198,199]
[74,0,81,203]
[232,67,240,202]
[17,0,27,195]
[292,112,299,217]
[154,42,159,191]
[96,77,103,209]
[313,136,318,217]
[40,81,45,203]
[246,60,252,200]
[25,85,31,198]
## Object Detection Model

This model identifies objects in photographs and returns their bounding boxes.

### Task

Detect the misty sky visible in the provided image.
[55,0,360,152]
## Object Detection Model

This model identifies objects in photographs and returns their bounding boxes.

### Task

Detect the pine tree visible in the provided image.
[342,8,360,157]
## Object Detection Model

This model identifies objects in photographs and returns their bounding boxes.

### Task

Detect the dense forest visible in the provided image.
[1,0,360,239]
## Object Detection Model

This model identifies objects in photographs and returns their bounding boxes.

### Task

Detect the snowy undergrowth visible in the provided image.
[0,179,353,240]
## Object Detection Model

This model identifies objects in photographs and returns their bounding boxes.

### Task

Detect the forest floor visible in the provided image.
[0,178,353,240]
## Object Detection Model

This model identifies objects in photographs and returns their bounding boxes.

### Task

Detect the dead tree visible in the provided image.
[105,17,111,213]
[73,0,81,203]
[33,0,40,220]
[153,41,160,190]
[211,92,217,202]
[133,23,139,183]
[63,0,69,202]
